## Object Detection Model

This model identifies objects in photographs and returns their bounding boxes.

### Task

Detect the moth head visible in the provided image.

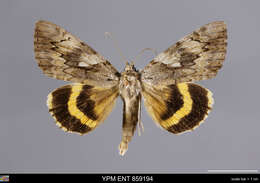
[124,61,138,72]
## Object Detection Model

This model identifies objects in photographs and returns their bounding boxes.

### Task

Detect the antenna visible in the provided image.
[134,48,158,62]
[105,32,128,62]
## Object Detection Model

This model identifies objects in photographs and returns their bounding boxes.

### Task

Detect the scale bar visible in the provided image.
[208,170,258,173]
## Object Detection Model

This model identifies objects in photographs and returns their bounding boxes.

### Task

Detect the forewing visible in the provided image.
[142,83,213,134]
[34,20,120,87]
[141,21,227,85]
[47,84,119,134]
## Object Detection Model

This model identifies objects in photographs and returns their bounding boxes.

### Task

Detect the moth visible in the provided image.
[34,20,227,156]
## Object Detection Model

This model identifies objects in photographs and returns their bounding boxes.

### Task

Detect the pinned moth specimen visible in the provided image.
[34,20,227,156]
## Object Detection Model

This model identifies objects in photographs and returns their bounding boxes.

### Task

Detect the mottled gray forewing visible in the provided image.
[141,21,227,85]
[34,20,120,88]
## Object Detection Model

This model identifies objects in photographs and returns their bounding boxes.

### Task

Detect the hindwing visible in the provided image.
[47,84,119,134]
[142,83,214,134]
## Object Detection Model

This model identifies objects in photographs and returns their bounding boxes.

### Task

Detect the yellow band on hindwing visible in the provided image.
[161,83,193,129]
[68,84,97,128]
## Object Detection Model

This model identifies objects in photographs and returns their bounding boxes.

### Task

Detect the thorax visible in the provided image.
[119,64,141,99]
